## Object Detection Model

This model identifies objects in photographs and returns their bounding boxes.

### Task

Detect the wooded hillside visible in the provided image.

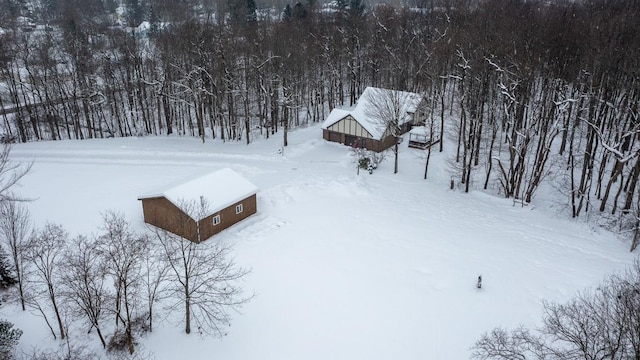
[1,0,639,246]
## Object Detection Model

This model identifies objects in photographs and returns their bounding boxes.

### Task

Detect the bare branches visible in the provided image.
[585,119,640,164]
[97,211,148,354]
[364,88,419,174]
[152,199,251,336]
[0,201,30,311]
[472,259,640,360]
[24,223,69,341]
[472,327,542,360]
[0,144,32,203]
[61,235,110,349]
[5,201,249,356]
[154,226,251,336]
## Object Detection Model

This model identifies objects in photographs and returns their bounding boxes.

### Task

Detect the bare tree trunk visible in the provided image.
[185,288,191,334]
[394,142,399,174]
[0,201,30,311]
[484,118,498,190]
[50,289,66,340]
[623,156,640,211]
[599,160,623,212]
[26,223,68,340]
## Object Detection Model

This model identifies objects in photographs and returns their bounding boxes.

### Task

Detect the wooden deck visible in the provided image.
[408,138,440,150]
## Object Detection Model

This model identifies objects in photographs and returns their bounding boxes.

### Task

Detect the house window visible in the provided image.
[235,204,243,214]
[361,139,366,148]
[213,215,220,225]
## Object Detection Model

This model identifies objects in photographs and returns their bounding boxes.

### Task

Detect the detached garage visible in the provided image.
[138,168,258,243]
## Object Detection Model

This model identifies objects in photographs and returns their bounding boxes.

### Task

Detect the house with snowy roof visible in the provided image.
[138,168,258,243]
[321,87,426,152]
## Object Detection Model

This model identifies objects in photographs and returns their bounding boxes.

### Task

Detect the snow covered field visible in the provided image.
[3,124,635,359]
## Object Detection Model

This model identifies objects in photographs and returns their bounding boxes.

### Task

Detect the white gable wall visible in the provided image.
[326,115,374,139]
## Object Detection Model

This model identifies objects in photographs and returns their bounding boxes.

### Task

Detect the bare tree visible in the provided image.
[153,199,251,336]
[141,234,170,333]
[365,88,419,174]
[0,201,31,310]
[423,89,439,180]
[97,211,147,354]
[24,223,68,341]
[61,235,110,349]
[0,144,32,203]
[472,327,549,360]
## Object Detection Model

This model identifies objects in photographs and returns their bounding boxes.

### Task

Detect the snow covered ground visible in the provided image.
[3,124,635,359]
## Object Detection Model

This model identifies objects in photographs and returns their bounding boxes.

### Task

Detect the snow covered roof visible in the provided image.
[138,168,258,221]
[322,108,353,130]
[410,126,428,135]
[321,87,423,140]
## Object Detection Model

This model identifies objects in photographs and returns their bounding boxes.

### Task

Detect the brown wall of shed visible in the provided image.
[197,194,257,241]
[140,197,199,242]
[141,194,257,243]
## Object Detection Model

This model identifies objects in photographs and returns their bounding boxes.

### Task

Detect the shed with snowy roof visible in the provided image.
[321,87,426,152]
[138,168,258,243]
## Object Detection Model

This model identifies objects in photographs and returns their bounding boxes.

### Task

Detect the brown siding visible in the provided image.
[379,135,397,151]
[363,138,380,152]
[140,197,199,242]
[141,194,257,243]
[324,129,393,153]
[324,129,345,144]
[198,194,257,241]
[399,121,413,134]
[323,129,331,141]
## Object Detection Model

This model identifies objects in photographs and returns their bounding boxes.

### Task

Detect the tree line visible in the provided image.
[1,0,640,244]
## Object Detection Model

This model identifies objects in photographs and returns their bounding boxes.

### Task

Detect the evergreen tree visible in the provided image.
[283,4,292,20]
[348,0,364,16]
[0,320,21,360]
[42,0,58,14]
[125,0,144,26]
[149,5,160,35]
[292,2,307,19]
[247,0,257,21]
[227,0,257,23]
[227,0,242,22]
[1,0,21,19]
[0,247,16,290]
[336,0,363,16]
[103,0,118,13]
